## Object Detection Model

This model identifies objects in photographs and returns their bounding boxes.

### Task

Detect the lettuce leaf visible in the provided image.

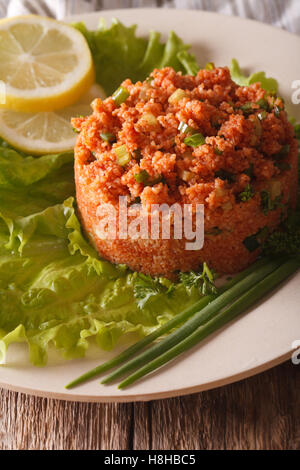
[230,59,278,93]
[0,146,200,366]
[73,18,199,95]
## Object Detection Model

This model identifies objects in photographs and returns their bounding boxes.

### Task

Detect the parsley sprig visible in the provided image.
[180,263,217,295]
[133,274,174,309]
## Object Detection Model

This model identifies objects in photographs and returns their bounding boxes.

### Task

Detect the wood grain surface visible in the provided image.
[0,361,299,450]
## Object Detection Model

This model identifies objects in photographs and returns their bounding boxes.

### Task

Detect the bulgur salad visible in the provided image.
[0,18,298,378]
[73,66,297,276]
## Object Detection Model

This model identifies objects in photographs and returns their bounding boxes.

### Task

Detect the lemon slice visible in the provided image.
[0,84,105,154]
[0,15,95,112]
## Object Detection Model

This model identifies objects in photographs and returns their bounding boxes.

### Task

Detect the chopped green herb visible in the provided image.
[274,106,282,118]
[214,147,223,155]
[239,184,254,202]
[134,170,149,184]
[258,110,267,121]
[276,144,290,159]
[294,123,300,139]
[169,89,187,104]
[67,257,299,390]
[133,274,175,309]
[130,197,141,205]
[274,195,285,209]
[257,98,269,110]
[244,163,254,178]
[134,171,165,187]
[274,162,291,171]
[261,191,284,215]
[112,86,130,106]
[178,121,195,134]
[212,121,221,129]
[258,227,270,241]
[100,132,116,143]
[184,133,206,148]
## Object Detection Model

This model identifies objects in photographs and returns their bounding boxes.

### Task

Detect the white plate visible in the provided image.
[0,9,299,402]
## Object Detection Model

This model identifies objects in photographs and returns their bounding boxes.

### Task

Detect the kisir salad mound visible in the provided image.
[73,66,298,276]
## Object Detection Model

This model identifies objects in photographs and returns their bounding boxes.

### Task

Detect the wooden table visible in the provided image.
[0,361,298,450]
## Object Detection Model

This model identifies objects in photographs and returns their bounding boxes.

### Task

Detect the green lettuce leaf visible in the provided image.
[73,18,199,95]
[230,59,278,93]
